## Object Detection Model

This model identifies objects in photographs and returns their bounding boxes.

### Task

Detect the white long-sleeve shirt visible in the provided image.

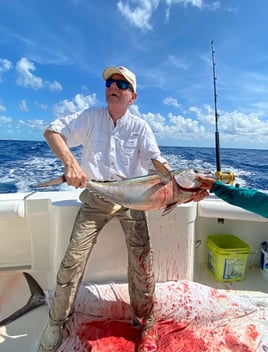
[46,107,167,181]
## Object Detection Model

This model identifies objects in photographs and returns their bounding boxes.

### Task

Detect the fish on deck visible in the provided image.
[37,159,204,215]
[0,272,47,326]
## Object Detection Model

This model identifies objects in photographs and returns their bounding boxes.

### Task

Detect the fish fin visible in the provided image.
[162,203,178,216]
[34,175,66,188]
[151,159,172,184]
[0,272,47,326]
[23,272,45,298]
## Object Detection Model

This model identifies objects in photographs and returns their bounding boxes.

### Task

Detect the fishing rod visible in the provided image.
[211,40,221,173]
[211,41,235,185]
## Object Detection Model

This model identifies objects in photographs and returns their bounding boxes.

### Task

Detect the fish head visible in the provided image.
[173,169,202,191]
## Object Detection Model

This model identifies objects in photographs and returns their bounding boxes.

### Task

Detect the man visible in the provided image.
[39,65,206,352]
[198,175,268,218]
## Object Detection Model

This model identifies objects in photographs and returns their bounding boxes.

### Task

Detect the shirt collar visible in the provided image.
[107,108,130,126]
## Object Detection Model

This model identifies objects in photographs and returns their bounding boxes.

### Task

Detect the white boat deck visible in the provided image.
[1,191,268,351]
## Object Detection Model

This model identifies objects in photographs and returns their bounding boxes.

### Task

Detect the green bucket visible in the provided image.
[207,234,250,282]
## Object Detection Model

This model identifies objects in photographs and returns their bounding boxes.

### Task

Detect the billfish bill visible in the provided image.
[35,159,204,215]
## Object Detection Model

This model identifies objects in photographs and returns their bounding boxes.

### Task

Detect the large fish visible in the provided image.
[36,159,203,215]
[0,272,47,326]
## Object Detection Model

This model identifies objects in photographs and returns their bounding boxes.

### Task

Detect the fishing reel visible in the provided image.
[215,170,236,185]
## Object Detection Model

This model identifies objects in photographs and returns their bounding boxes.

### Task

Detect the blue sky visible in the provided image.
[0,0,268,149]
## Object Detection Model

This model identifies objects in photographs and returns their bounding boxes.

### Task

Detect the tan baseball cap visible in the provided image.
[103,66,137,92]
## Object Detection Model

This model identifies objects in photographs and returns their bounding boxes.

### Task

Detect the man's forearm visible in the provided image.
[44,130,78,169]
[44,129,88,188]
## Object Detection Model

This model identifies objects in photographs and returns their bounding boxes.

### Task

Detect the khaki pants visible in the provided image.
[49,189,155,325]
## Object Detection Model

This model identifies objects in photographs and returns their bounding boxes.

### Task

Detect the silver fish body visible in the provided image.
[35,159,202,215]
[87,160,201,215]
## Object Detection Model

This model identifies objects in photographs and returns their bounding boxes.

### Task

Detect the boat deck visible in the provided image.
[1,191,268,351]
[1,271,268,351]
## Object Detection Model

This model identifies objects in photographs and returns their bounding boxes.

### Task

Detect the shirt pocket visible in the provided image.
[123,138,138,156]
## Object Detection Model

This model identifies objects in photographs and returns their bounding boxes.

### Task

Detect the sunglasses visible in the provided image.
[106,78,133,91]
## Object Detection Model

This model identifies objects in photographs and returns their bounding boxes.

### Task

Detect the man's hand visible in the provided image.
[64,164,88,188]
[196,175,216,191]
[191,189,210,202]
[44,130,88,189]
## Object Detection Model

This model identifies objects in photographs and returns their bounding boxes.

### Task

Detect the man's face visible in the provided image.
[105,73,137,109]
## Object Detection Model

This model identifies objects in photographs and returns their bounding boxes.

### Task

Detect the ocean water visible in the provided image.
[0,139,267,194]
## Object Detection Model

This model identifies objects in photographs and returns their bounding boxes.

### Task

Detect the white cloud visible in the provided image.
[167,0,202,6]
[16,58,43,89]
[35,102,48,110]
[0,58,12,81]
[189,105,214,125]
[168,112,204,133]
[49,80,62,92]
[163,96,181,108]
[188,105,268,146]
[207,1,220,11]
[53,93,98,117]
[18,119,46,130]
[190,105,268,136]
[117,0,160,31]
[117,0,205,29]
[15,57,62,92]
[19,99,29,112]
[165,0,203,20]
[0,115,12,124]
[131,104,206,141]
[167,55,190,70]
[0,103,6,112]
[131,102,268,147]
[217,110,267,136]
